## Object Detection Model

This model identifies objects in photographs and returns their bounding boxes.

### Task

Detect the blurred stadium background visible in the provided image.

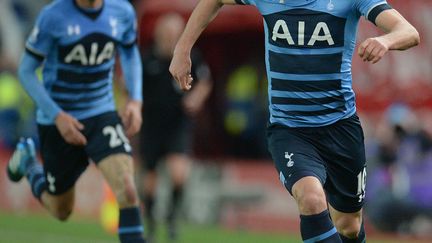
[1,0,432,242]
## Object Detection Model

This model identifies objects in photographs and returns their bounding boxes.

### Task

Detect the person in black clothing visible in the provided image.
[139,13,212,242]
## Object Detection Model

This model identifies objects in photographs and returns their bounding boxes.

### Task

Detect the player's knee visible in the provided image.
[292,177,327,215]
[52,206,72,221]
[43,189,75,221]
[338,224,361,239]
[334,217,362,239]
[296,193,327,215]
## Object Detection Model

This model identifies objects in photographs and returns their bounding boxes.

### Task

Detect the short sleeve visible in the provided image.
[122,4,137,47]
[354,0,392,25]
[25,8,55,59]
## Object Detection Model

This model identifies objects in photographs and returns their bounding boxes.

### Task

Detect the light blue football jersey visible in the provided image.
[25,0,137,124]
[237,0,390,127]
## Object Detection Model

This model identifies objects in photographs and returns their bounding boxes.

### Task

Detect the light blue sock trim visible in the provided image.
[304,227,337,243]
[118,225,144,234]
[33,177,45,191]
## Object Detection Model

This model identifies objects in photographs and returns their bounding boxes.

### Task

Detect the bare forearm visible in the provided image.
[174,0,224,55]
[378,23,419,50]
[170,0,235,90]
[376,10,420,51]
[359,9,420,63]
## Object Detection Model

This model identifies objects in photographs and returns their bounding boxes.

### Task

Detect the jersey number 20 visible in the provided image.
[103,124,131,152]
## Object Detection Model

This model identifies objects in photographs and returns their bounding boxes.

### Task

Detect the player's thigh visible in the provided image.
[323,114,367,213]
[83,112,137,206]
[266,124,327,195]
[97,153,134,185]
[38,124,89,196]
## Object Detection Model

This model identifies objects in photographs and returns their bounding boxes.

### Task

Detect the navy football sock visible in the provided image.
[143,195,155,237]
[26,164,46,200]
[172,186,182,208]
[300,210,342,243]
[118,207,146,243]
[168,186,183,221]
[144,195,154,219]
[339,221,366,243]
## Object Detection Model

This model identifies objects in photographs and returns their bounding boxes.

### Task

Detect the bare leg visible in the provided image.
[329,204,364,242]
[98,154,145,243]
[39,187,75,221]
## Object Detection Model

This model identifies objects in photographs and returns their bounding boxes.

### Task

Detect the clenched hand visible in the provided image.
[121,100,142,137]
[169,51,194,91]
[358,37,389,64]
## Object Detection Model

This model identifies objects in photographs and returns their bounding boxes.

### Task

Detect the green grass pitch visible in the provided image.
[0,210,416,243]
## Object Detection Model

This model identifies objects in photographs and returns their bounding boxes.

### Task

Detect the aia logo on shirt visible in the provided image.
[59,33,116,66]
[64,42,114,66]
[272,20,335,46]
[264,9,346,48]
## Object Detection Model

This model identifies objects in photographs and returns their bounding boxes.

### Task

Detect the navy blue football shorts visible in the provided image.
[37,111,131,195]
[267,113,367,213]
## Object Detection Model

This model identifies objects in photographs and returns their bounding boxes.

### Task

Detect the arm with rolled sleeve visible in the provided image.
[169,0,239,91]
[355,0,420,63]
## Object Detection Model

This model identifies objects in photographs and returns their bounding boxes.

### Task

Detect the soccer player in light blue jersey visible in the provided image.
[6,0,146,242]
[170,0,419,242]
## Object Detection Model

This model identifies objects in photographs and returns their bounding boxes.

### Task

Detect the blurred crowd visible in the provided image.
[1,0,432,237]
[364,105,432,236]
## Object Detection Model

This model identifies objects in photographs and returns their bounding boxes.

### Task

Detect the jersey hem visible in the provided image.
[36,107,117,125]
[269,108,356,128]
